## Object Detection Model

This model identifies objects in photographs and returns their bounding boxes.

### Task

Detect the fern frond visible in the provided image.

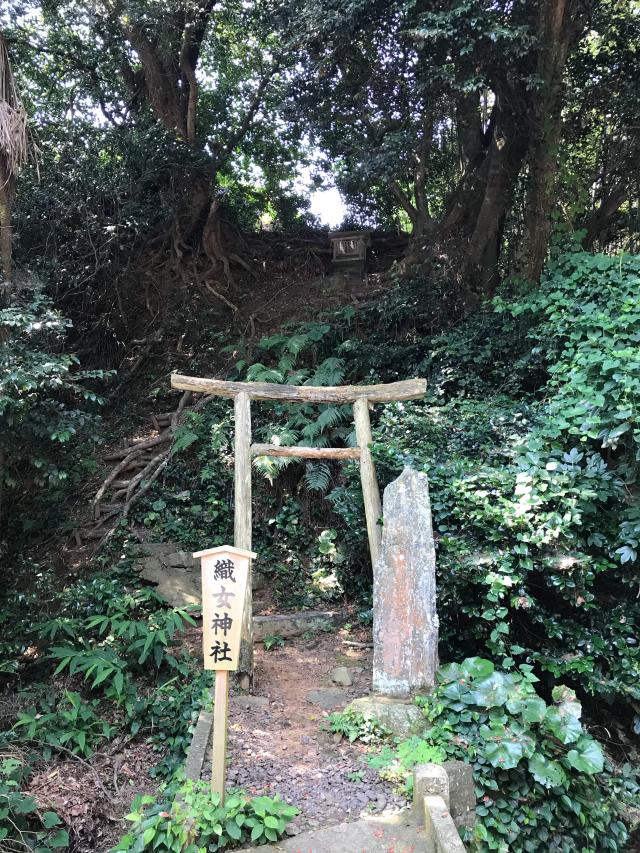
[286,333,312,355]
[259,333,289,351]
[303,462,332,492]
[301,420,322,441]
[316,405,347,433]
[253,454,294,484]
[284,369,310,386]
[309,357,345,387]
[246,363,284,383]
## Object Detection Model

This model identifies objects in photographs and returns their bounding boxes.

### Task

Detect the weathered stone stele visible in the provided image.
[373,466,438,696]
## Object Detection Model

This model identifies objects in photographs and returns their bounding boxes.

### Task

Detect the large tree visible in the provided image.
[7,0,296,286]
[293,0,639,306]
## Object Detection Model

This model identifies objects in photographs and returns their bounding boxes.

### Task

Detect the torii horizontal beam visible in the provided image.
[171,374,426,404]
[250,443,361,459]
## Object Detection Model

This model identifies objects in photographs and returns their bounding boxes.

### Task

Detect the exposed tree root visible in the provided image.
[89,390,215,544]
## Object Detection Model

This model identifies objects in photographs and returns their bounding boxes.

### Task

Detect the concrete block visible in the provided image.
[423,795,467,853]
[183,708,213,781]
[414,763,449,822]
[252,609,349,641]
[443,760,475,830]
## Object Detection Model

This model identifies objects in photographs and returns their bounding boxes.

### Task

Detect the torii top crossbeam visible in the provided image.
[171,374,426,404]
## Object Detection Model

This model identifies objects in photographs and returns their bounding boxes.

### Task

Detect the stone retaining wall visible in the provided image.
[135,542,350,640]
[135,542,265,608]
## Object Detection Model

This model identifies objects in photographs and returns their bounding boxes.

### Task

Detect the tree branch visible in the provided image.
[581,181,628,249]
[179,0,216,144]
[213,61,280,166]
[388,179,418,225]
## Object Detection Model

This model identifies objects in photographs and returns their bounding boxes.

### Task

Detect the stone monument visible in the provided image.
[373,466,438,696]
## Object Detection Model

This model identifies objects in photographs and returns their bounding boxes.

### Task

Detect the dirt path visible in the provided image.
[204,628,409,835]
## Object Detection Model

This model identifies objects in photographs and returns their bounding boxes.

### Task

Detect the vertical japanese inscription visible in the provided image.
[196,547,252,671]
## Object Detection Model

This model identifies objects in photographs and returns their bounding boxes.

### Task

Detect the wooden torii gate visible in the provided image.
[171,372,427,687]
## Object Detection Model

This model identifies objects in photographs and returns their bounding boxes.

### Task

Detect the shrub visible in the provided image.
[418,657,637,852]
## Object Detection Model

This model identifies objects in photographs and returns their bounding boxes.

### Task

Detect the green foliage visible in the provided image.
[0,755,69,851]
[113,781,298,852]
[417,658,636,851]
[346,769,364,783]
[262,634,284,651]
[0,292,108,543]
[367,736,446,795]
[11,691,114,759]
[1,553,208,778]
[322,251,640,724]
[326,709,389,744]
[50,603,195,691]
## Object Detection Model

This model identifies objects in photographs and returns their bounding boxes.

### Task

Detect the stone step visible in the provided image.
[237,814,425,853]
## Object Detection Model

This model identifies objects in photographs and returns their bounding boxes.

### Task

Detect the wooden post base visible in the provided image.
[212,670,229,802]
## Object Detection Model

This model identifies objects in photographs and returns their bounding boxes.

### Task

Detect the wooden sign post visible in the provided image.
[193,544,257,803]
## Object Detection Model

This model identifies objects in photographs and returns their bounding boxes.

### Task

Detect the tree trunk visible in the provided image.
[519,0,579,282]
[456,91,483,174]
[0,159,13,296]
[581,182,628,249]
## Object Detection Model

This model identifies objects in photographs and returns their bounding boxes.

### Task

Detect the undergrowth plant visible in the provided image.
[11,691,115,759]
[113,781,298,852]
[0,755,69,851]
[367,736,446,794]
[326,708,389,744]
[0,546,212,847]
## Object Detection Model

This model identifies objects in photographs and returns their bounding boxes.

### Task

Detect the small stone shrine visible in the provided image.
[373,466,438,696]
[328,230,371,278]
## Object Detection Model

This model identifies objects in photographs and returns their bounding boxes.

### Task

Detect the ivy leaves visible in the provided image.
[458,679,601,778]
[435,661,604,776]
[425,658,624,850]
[528,753,567,788]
